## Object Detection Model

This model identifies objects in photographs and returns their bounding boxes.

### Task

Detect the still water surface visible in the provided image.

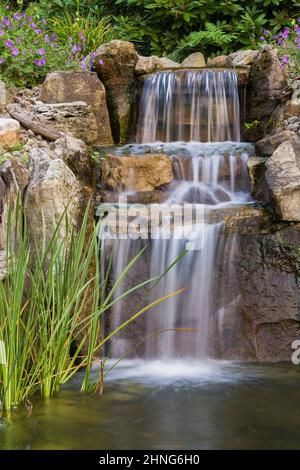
[1,360,300,450]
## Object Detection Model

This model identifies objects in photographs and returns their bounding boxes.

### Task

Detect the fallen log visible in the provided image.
[6,104,65,141]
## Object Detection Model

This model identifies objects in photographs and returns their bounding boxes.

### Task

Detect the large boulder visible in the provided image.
[247,46,290,138]
[215,211,300,361]
[0,118,20,152]
[257,136,300,221]
[227,50,259,68]
[24,149,83,245]
[182,52,206,67]
[51,134,93,184]
[101,153,173,192]
[32,101,103,146]
[256,129,295,156]
[39,71,113,145]
[93,40,139,144]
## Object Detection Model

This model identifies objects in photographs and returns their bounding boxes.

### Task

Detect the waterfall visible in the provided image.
[100,69,253,360]
[137,70,240,143]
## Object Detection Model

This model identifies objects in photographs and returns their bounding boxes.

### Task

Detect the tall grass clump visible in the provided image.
[0,197,183,415]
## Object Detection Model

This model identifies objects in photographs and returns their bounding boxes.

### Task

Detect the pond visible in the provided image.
[1,360,300,450]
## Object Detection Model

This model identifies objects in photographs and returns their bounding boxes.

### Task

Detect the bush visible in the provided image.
[100,0,299,57]
[260,19,300,76]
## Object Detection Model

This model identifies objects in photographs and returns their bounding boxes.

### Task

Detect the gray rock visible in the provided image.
[262,136,300,221]
[182,52,206,67]
[256,129,295,156]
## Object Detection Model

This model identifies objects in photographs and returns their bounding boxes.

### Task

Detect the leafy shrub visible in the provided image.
[50,12,115,56]
[260,19,300,76]
[100,0,300,57]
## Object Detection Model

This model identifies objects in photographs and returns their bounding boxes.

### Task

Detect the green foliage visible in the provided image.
[170,23,238,62]
[99,0,300,56]
[50,12,116,56]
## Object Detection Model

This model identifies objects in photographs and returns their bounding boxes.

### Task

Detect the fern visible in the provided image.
[170,22,238,62]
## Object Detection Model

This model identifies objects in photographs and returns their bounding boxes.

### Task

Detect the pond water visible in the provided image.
[1,360,300,450]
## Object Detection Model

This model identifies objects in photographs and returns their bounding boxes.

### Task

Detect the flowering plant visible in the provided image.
[0,5,98,87]
[260,19,300,75]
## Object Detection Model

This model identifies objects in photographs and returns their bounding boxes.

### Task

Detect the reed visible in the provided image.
[0,198,182,414]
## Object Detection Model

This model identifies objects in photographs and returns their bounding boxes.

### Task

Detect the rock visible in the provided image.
[39,72,113,145]
[0,118,20,152]
[24,149,83,245]
[268,99,300,133]
[52,135,93,183]
[135,56,159,75]
[258,136,300,221]
[155,57,180,69]
[93,40,139,144]
[207,55,228,68]
[135,55,181,75]
[247,46,290,138]
[256,129,295,156]
[32,102,102,146]
[182,52,206,68]
[227,50,259,67]
[100,153,173,192]
[0,159,26,251]
[0,80,17,113]
[215,212,300,361]
[236,68,250,86]
[247,156,267,193]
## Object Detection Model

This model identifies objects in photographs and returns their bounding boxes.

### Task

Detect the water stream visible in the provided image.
[101,70,254,360]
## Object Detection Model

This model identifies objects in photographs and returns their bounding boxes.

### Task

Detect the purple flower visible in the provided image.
[51,34,56,42]
[5,39,14,48]
[37,48,46,56]
[11,47,20,57]
[13,13,20,21]
[80,61,87,70]
[42,19,47,25]
[35,57,46,67]
[0,30,4,37]
[17,36,22,44]
[0,58,4,65]
[71,45,78,54]
[281,55,290,64]
[44,34,49,44]
[263,30,269,35]
[79,31,85,43]
[52,43,58,49]
[35,29,43,35]
[260,36,265,41]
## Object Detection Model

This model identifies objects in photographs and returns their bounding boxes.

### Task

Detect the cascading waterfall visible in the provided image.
[100,69,253,360]
[137,70,240,143]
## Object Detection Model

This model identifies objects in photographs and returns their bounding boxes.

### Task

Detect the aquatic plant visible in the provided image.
[0,198,183,414]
